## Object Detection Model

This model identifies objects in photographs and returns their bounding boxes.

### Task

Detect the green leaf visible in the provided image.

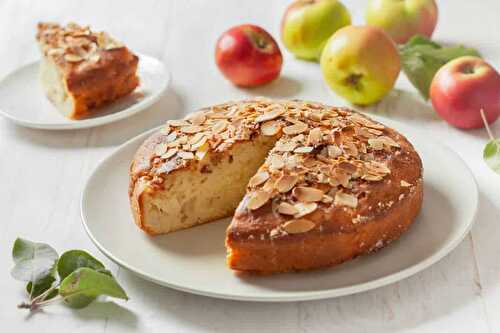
[11,238,58,284]
[484,139,500,174]
[59,268,128,309]
[26,269,58,300]
[57,250,107,281]
[400,35,481,99]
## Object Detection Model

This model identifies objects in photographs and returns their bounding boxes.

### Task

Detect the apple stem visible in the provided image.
[480,108,495,141]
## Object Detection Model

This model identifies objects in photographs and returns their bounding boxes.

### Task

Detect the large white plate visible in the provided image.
[81,119,478,302]
[0,54,169,130]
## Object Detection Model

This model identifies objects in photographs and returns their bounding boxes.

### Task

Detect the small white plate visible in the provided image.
[0,54,169,130]
[81,119,478,302]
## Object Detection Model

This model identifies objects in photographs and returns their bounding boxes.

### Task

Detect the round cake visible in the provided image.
[129,99,423,273]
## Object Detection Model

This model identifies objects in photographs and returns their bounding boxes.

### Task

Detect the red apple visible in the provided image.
[430,56,500,129]
[215,24,283,87]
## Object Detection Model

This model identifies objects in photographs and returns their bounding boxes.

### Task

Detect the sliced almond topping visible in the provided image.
[322,195,334,204]
[334,192,358,208]
[282,219,315,234]
[249,171,270,187]
[307,128,322,146]
[64,53,83,62]
[191,136,208,150]
[177,151,194,160]
[338,161,357,173]
[212,120,228,134]
[189,132,205,145]
[268,154,285,170]
[294,146,313,154]
[255,107,285,122]
[154,144,168,156]
[278,202,299,215]
[261,121,281,136]
[162,148,177,160]
[275,141,297,152]
[368,138,385,150]
[276,175,299,193]
[362,174,384,181]
[369,161,391,174]
[379,136,400,148]
[327,145,342,158]
[165,132,177,143]
[401,180,412,187]
[180,125,203,134]
[246,190,271,210]
[188,112,206,125]
[294,202,318,218]
[293,186,324,202]
[283,122,308,135]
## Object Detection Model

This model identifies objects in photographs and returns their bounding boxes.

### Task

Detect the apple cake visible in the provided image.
[36,22,139,119]
[129,99,423,273]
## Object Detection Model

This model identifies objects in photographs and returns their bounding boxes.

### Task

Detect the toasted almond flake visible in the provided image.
[161,148,177,159]
[334,192,358,208]
[362,173,383,181]
[276,174,298,193]
[249,171,270,187]
[246,190,271,210]
[282,219,315,234]
[64,53,83,62]
[368,138,385,150]
[180,125,203,134]
[270,229,280,238]
[188,112,206,125]
[283,122,308,135]
[379,136,400,148]
[177,151,194,160]
[293,186,324,202]
[191,136,208,150]
[307,127,322,145]
[189,132,205,145]
[255,107,285,122]
[327,145,342,158]
[154,144,168,156]
[369,161,391,174]
[338,161,356,173]
[367,128,383,135]
[278,202,299,215]
[261,121,281,136]
[275,141,297,152]
[168,119,189,127]
[401,180,412,187]
[294,146,313,153]
[212,120,228,133]
[165,132,177,143]
[343,141,359,157]
[322,195,334,203]
[294,202,318,218]
[268,154,285,170]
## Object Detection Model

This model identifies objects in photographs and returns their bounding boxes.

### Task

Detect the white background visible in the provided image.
[0,0,499,332]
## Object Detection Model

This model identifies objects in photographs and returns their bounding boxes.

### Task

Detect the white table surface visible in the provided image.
[1,0,499,332]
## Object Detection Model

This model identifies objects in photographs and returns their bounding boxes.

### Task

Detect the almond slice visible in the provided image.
[294,146,314,154]
[278,202,299,215]
[168,119,189,127]
[368,138,385,150]
[261,121,281,136]
[293,186,324,202]
[188,112,206,125]
[401,180,412,187]
[249,171,270,187]
[177,151,194,160]
[246,190,271,210]
[294,202,318,218]
[268,154,285,170]
[276,174,299,193]
[282,219,315,234]
[327,145,342,158]
[180,125,203,134]
[275,141,297,152]
[334,192,358,208]
[161,148,177,160]
[307,127,322,145]
[255,107,285,122]
[154,144,168,156]
[212,120,228,134]
[283,122,308,135]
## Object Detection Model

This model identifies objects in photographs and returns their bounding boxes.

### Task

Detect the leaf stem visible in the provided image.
[31,284,58,304]
[480,109,495,141]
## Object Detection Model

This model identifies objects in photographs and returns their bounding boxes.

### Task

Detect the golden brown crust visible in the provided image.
[37,22,139,119]
[129,99,423,273]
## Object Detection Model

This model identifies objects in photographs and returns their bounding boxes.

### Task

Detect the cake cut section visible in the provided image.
[129,99,423,273]
[36,22,139,119]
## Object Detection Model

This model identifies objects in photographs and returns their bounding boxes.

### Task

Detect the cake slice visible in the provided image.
[36,22,139,119]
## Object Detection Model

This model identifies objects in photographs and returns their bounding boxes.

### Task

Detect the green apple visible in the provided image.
[320,25,401,105]
[281,0,351,61]
[365,0,438,44]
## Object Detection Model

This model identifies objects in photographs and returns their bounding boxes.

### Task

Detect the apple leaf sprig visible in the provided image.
[11,238,128,311]
[480,110,500,174]
[399,35,480,99]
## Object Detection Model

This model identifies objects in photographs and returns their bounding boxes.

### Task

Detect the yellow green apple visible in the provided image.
[365,0,438,44]
[281,0,351,61]
[320,25,401,105]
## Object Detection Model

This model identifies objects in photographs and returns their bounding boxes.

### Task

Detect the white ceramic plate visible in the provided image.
[0,54,169,130]
[81,119,478,302]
